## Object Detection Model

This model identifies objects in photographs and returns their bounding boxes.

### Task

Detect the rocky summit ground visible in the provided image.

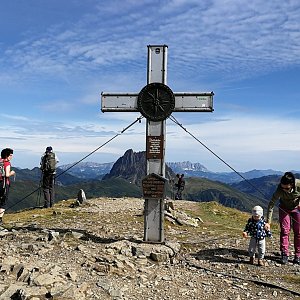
[0,197,300,300]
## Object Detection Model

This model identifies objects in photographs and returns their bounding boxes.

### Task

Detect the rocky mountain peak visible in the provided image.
[103,149,175,185]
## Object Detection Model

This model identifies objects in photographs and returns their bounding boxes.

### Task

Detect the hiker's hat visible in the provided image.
[46,146,53,152]
[252,205,263,217]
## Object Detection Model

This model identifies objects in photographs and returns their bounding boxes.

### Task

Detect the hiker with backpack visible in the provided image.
[40,146,59,208]
[0,148,16,225]
[175,174,185,200]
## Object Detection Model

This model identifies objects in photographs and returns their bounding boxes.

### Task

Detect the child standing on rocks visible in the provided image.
[242,205,272,266]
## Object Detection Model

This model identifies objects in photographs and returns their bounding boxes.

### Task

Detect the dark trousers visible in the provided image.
[0,182,10,210]
[42,174,55,208]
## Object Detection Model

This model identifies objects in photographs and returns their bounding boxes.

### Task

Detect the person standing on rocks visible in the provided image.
[0,148,16,225]
[265,172,300,265]
[40,146,59,208]
[243,205,272,266]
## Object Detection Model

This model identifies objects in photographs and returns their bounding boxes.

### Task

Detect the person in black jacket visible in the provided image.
[175,174,185,200]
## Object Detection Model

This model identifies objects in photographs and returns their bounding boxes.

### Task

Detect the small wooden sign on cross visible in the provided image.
[101,45,214,243]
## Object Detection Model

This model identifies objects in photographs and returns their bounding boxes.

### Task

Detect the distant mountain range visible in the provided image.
[59,157,286,184]
[165,162,285,183]
[9,149,299,216]
[59,161,114,180]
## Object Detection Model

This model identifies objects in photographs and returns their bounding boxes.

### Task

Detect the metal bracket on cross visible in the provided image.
[101,45,214,243]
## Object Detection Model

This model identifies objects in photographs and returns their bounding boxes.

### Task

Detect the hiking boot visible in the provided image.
[249,257,254,265]
[293,257,300,265]
[281,254,288,265]
[258,259,264,266]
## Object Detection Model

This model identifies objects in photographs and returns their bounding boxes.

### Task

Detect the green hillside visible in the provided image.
[6,178,142,212]
[181,177,264,212]
[6,171,266,214]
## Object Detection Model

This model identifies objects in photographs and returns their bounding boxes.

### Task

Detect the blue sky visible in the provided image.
[0,0,300,172]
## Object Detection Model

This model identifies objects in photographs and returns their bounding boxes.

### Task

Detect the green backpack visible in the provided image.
[42,152,56,173]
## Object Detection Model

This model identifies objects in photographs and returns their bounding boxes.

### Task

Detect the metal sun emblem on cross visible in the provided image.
[137,82,175,121]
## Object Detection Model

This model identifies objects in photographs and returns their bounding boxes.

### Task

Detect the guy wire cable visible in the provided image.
[7,115,144,211]
[168,114,268,200]
[55,115,144,180]
[185,258,300,296]
[168,114,300,226]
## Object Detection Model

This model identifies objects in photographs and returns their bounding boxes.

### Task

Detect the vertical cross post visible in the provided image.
[143,45,168,242]
[101,45,214,243]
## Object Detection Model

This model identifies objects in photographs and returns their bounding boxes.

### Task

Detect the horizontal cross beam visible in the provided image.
[101,92,214,112]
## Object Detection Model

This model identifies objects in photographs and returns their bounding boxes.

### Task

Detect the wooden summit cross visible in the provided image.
[101,45,214,243]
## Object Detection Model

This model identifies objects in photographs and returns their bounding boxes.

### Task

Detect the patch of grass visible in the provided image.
[172,201,281,240]
[4,199,86,226]
[282,275,300,284]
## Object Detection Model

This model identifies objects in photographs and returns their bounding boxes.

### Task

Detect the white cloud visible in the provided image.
[166,113,300,171]
[1,0,299,85]
[0,114,30,121]
[3,111,299,172]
